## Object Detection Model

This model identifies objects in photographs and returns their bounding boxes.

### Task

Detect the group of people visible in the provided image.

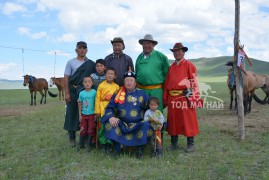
[63,34,202,159]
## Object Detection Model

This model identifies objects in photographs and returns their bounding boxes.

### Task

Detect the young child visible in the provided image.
[95,67,119,153]
[144,97,164,158]
[78,76,97,152]
[90,59,106,90]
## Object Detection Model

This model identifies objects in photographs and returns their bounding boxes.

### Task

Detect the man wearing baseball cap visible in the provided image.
[64,41,96,147]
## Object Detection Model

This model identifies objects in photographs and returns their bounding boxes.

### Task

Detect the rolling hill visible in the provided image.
[169,56,269,82]
[0,79,27,90]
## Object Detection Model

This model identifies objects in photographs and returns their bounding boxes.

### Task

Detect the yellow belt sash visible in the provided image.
[137,83,162,90]
[169,90,183,96]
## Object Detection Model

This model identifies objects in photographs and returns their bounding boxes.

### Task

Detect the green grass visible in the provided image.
[0,84,268,179]
[199,76,227,83]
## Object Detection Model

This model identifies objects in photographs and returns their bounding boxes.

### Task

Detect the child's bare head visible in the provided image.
[83,76,93,89]
[148,97,159,111]
[95,59,106,74]
[106,67,116,83]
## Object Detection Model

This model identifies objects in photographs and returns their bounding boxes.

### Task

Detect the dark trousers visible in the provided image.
[68,130,76,140]
[79,114,96,136]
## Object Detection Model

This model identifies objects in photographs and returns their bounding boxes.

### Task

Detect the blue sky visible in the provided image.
[0,0,269,80]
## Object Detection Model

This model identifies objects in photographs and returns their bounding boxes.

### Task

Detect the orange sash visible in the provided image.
[114,87,126,104]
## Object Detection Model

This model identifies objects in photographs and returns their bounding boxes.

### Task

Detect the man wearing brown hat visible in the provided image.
[135,34,170,113]
[104,37,134,87]
[163,42,202,153]
[64,41,96,147]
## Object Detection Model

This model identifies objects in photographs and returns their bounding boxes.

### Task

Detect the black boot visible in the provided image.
[186,137,195,153]
[170,135,178,150]
[148,135,155,158]
[78,136,86,149]
[68,131,76,147]
[87,136,93,152]
[112,141,121,159]
[150,148,156,158]
[105,143,113,155]
[136,146,145,159]
[156,148,163,158]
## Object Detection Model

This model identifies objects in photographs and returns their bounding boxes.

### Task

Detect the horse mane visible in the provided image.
[225,61,233,67]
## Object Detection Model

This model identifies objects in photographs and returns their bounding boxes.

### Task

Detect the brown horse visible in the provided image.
[227,67,237,110]
[226,62,258,114]
[23,75,57,105]
[49,77,65,101]
[260,74,269,103]
[253,74,269,104]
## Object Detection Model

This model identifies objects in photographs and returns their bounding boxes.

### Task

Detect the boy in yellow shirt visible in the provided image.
[95,67,119,153]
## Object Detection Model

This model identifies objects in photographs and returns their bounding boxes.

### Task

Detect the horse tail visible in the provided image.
[252,93,266,104]
[48,91,58,98]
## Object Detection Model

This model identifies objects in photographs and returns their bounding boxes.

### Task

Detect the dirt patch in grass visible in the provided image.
[0,105,41,117]
[200,101,269,133]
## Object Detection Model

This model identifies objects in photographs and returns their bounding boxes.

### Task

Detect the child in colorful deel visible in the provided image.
[95,67,119,153]
[144,97,164,158]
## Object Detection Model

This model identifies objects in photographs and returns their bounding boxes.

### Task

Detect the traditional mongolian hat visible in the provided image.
[111,37,125,50]
[138,34,158,45]
[170,42,188,52]
[124,67,136,79]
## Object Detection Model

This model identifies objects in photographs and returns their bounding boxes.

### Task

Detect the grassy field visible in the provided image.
[0,83,268,179]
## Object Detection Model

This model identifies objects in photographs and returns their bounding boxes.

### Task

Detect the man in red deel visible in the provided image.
[163,42,203,153]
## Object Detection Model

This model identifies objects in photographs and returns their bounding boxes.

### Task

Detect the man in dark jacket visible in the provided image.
[104,37,134,87]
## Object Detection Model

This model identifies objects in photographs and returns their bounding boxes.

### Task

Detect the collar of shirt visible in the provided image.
[175,58,185,65]
[113,53,123,59]
[142,50,155,59]
[96,72,105,76]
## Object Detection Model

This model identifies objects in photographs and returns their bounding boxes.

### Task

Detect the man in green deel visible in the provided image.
[135,34,169,113]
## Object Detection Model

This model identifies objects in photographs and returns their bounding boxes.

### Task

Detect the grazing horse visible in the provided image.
[226,62,257,114]
[227,67,237,110]
[49,77,65,101]
[23,75,57,105]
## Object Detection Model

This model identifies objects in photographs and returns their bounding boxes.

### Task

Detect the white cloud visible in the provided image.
[16,0,38,4]
[5,0,269,61]
[17,27,48,39]
[1,2,26,15]
[18,26,30,35]
[46,50,70,57]
[31,31,47,39]
[57,33,76,42]
[0,63,18,72]
[0,63,19,80]
[35,1,236,44]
